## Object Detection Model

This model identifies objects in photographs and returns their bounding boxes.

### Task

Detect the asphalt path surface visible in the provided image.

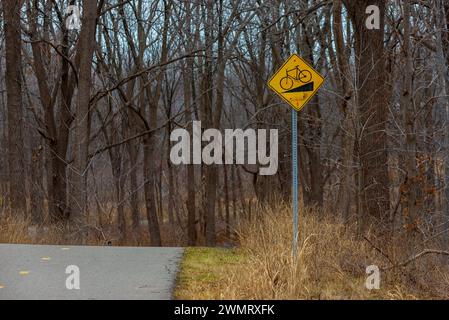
[0,244,183,300]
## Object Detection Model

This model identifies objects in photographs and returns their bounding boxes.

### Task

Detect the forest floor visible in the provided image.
[175,205,449,300]
[2,204,449,299]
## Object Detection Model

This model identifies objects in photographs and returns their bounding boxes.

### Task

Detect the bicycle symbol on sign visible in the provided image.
[280,65,313,90]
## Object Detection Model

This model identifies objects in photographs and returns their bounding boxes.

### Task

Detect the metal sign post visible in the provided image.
[291,109,299,257]
[268,53,325,259]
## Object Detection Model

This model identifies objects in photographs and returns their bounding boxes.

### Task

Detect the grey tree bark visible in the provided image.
[2,0,26,215]
[402,0,419,235]
[71,0,100,240]
[345,0,391,231]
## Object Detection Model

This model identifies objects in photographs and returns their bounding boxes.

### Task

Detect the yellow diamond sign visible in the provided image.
[268,53,324,111]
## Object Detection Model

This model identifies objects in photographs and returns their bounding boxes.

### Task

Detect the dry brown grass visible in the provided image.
[176,204,449,300]
[3,202,449,299]
[0,208,184,247]
[0,213,112,246]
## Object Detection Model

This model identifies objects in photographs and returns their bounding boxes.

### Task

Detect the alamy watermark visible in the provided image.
[170,121,278,176]
[65,265,80,290]
[65,5,81,30]
[366,5,380,30]
[365,265,380,290]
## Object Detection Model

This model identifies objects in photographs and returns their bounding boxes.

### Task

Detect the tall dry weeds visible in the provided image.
[0,208,184,247]
[219,204,449,299]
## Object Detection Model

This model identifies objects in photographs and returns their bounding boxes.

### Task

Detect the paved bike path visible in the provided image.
[0,244,183,300]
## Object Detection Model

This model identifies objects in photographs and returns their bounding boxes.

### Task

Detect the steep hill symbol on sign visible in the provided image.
[284,81,314,93]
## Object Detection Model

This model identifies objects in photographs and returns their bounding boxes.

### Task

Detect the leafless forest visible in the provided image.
[1,0,449,258]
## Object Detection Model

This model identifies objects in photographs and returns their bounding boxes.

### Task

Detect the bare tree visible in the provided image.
[345,0,391,231]
[2,0,26,215]
[71,0,101,240]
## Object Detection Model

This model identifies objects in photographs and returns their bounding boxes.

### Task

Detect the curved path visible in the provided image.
[0,244,183,300]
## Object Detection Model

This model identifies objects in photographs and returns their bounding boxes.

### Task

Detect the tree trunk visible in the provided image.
[333,0,355,220]
[167,124,175,225]
[182,0,198,246]
[112,157,127,243]
[127,141,140,232]
[0,75,7,209]
[433,0,449,248]
[297,0,324,208]
[30,140,44,224]
[3,0,26,215]
[71,0,99,240]
[141,0,171,246]
[345,0,391,231]
[402,0,419,235]
[223,164,231,240]
[143,134,162,246]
